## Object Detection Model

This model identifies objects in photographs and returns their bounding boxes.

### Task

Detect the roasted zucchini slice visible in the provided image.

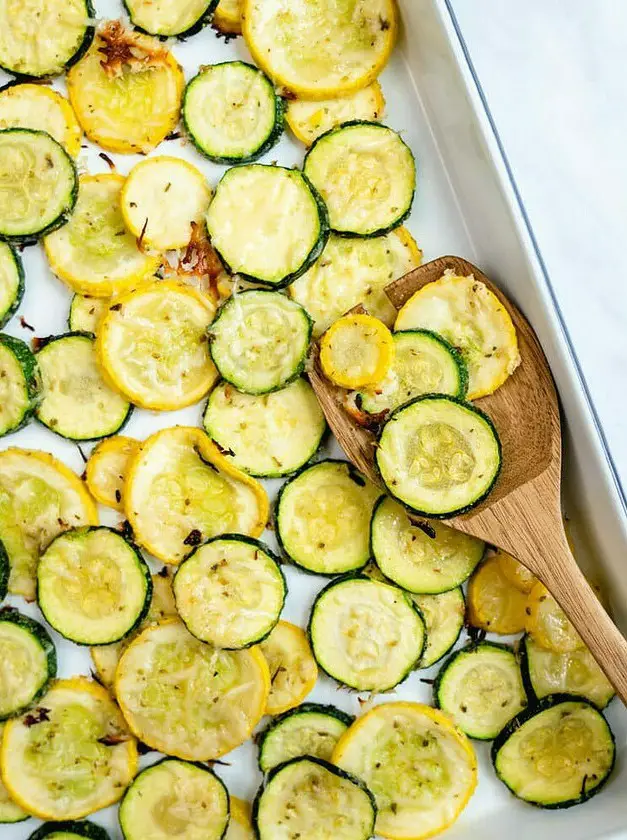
[213,0,242,34]
[97,282,218,410]
[243,0,396,99]
[277,460,380,575]
[174,535,286,649]
[67,27,184,154]
[120,156,212,251]
[115,618,269,760]
[289,227,422,336]
[68,294,109,333]
[27,820,112,840]
[259,621,318,715]
[0,84,81,156]
[203,378,326,478]
[0,447,98,599]
[309,576,425,692]
[0,129,77,241]
[526,581,583,653]
[376,395,502,517]
[257,703,353,773]
[0,333,40,437]
[35,332,132,440]
[320,313,395,389]
[119,757,229,840]
[492,695,615,808]
[0,724,28,823]
[206,165,328,287]
[125,426,269,564]
[304,122,415,237]
[227,798,254,839]
[333,702,477,839]
[37,526,151,646]
[1,677,137,820]
[467,554,528,635]
[0,243,23,327]
[519,634,614,709]
[434,642,527,740]
[370,496,484,594]
[0,540,7,602]
[395,272,521,400]
[209,291,312,394]
[0,0,94,78]
[85,435,139,511]
[358,330,468,414]
[44,174,160,298]
[287,83,385,147]
[0,608,56,719]
[253,756,376,840]
[495,548,537,592]
[124,0,219,37]
[184,62,284,163]
[414,588,466,669]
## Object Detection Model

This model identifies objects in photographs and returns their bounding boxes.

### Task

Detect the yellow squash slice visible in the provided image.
[227,797,255,839]
[289,228,422,336]
[67,25,184,154]
[467,554,528,635]
[115,619,270,760]
[395,272,521,400]
[97,282,218,410]
[320,313,395,389]
[242,0,397,99]
[0,448,97,599]
[0,724,28,824]
[1,677,137,820]
[260,621,318,715]
[333,702,477,840]
[125,426,269,564]
[286,82,385,147]
[85,435,139,511]
[121,157,212,251]
[0,84,81,156]
[44,174,160,298]
[213,0,243,34]
[526,581,583,653]
[495,548,537,593]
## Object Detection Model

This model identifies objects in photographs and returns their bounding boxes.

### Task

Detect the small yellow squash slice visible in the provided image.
[85,435,139,511]
[526,581,583,653]
[467,554,528,635]
[320,313,395,389]
[226,797,255,839]
[260,621,318,715]
[0,84,81,156]
[286,83,385,147]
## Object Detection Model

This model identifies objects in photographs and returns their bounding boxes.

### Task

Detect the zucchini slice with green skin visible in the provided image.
[277,460,381,576]
[0,129,77,241]
[27,821,112,840]
[203,378,326,478]
[0,607,56,720]
[0,242,24,327]
[174,535,286,649]
[119,758,229,840]
[491,694,616,808]
[257,703,354,773]
[206,165,328,287]
[376,395,502,517]
[35,333,132,441]
[0,540,7,602]
[184,62,284,163]
[37,526,152,646]
[209,291,312,395]
[519,634,615,709]
[358,330,468,414]
[434,642,527,740]
[68,294,109,334]
[0,333,41,437]
[413,587,466,668]
[308,576,425,692]
[124,0,219,38]
[370,496,484,594]
[0,725,28,823]
[0,0,94,78]
[253,756,376,840]
[333,701,477,839]
[260,621,318,715]
[304,121,415,237]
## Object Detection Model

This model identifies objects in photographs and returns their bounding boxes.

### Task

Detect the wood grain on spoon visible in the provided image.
[309,255,627,704]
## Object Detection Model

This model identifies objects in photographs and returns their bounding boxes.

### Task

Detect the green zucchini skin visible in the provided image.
[0,606,57,720]
[0,333,41,436]
[124,0,220,39]
[27,820,112,840]
[491,693,616,809]
[0,244,24,328]
[375,393,502,519]
[0,540,7,602]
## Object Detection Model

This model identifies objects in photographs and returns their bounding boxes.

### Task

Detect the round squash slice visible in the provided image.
[0,724,28,823]
[85,435,139,511]
[0,84,81,156]
[320,313,395,389]
[260,621,318,715]
[467,555,528,635]
[213,0,242,34]
[1,677,137,820]
[286,83,385,147]
[115,619,270,760]
[526,582,583,653]
[227,797,254,839]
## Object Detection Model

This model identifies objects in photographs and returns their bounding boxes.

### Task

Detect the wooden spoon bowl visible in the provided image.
[309,255,627,703]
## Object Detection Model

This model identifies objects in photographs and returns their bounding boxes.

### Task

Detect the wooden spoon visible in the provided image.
[309,255,627,704]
